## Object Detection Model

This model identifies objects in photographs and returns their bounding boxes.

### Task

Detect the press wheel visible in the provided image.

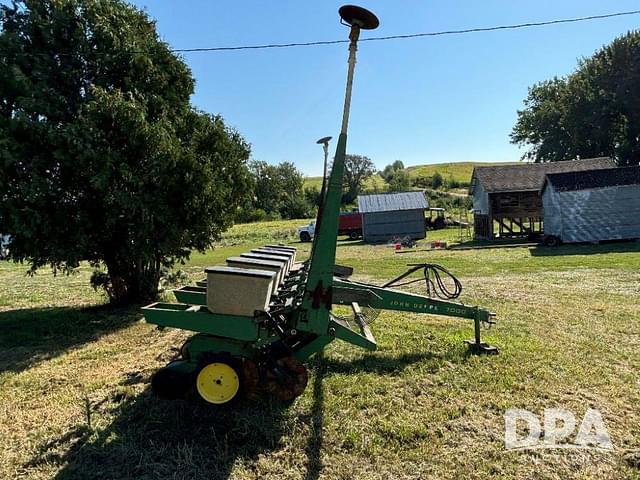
[265,356,309,402]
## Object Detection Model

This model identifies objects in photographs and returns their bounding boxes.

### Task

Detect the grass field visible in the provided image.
[304,174,388,193]
[304,161,515,195]
[1,220,639,479]
[406,161,518,185]
[303,176,323,191]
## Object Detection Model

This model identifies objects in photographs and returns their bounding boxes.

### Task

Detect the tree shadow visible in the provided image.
[24,350,460,479]
[530,239,640,257]
[0,304,141,374]
[24,384,292,480]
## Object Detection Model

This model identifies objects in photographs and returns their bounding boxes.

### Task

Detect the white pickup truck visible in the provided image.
[297,222,315,242]
[297,211,363,242]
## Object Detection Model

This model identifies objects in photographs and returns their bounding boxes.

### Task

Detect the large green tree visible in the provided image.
[342,154,375,204]
[380,160,410,192]
[249,161,310,219]
[0,0,251,303]
[511,31,640,166]
[380,160,405,182]
[388,170,410,192]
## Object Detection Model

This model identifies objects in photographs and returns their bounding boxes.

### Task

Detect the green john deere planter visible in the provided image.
[142,5,497,405]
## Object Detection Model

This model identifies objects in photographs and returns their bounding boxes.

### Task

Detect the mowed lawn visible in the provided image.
[1,220,639,480]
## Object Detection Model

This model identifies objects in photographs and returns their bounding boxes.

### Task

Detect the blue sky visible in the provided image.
[135,2,638,174]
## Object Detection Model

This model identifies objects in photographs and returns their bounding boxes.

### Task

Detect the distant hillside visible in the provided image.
[303,175,387,192]
[303,176,323,190]
[407,162,492,185]
[304,161,516,191]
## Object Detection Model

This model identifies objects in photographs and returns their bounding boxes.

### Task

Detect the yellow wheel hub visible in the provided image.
[196,362,240,404]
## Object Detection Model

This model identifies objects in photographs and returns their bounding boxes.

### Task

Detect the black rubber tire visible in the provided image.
[348,230,360,240]
[433,217,446,230]
[151,362,193,400]
[179,340,192,361]
[299,231,311,242]
[544,235,560,247]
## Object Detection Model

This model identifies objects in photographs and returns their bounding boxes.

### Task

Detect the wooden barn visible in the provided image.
[470,157,616,240]
[542,166,640,244]
[357,191,429,243]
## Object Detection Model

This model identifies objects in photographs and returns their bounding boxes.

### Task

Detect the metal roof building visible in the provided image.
[469,157,616,239]
[357,191,429,243]
[542,166,640,244]
[470,157,615,195]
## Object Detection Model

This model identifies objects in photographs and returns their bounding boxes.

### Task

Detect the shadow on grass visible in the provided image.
[31,365,329,480]
[530,239,640,257]
[25,385,292,480]
[322,351,450,375]
[450,237,540,250]
[24,349,450,479]
[304,355,325,480]
[336,239,365,247]
[0,304,140,374]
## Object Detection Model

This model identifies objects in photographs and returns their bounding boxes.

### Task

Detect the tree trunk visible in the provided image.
[104,257,161,305]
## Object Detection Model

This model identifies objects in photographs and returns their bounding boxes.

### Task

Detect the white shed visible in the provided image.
[542,166,640,244]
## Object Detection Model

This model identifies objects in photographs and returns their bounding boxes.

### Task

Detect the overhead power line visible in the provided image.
[171,10,640,53]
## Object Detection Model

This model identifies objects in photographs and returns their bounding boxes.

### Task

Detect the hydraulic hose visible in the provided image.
[382,263,462,300]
